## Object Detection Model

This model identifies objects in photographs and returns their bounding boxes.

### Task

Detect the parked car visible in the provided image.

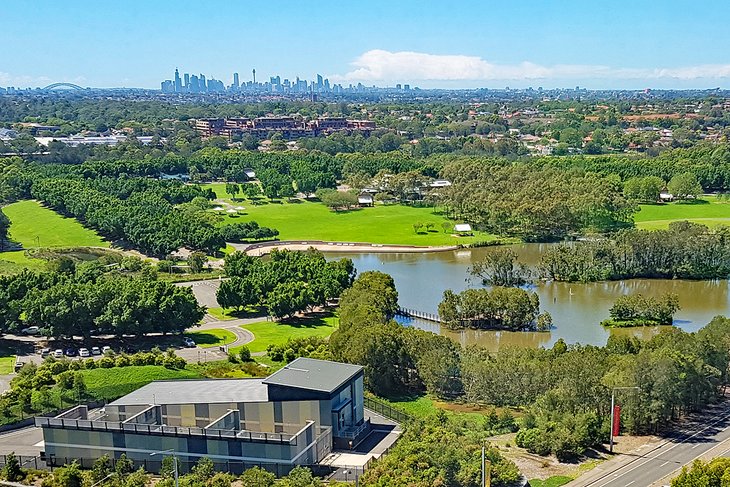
[21,326,40,336]
[64,348,77,357]
[102,346,112,355]
[40,348,51,358]
[14,359,24,372]
[53,349,64,358]
[79,348,90,358]
[183,337,196,348]
[123,345,136,354]
[91,346,101,356]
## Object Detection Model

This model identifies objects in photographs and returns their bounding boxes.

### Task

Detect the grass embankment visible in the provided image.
[528,477,573,487]
[0,200,109,274]
[80,365,202,400]
[635,196,730,229]
[207,306,261,321]
[184,329,237,348]
[201,183,496,246]
[232,315,339,354]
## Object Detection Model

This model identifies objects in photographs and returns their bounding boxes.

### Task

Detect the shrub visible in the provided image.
[98,357,115,369]
[84,358,96,369]
[239,346,251,362]
[115,355,130,368]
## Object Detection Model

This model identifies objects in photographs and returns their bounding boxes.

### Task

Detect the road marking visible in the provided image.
[626,481,635,486]
[661,462,668,467]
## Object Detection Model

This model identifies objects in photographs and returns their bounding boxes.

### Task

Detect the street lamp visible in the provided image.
[90,472,115,487]
[481,444,491,487]
[150,449,179,487]
[609,386,640,453]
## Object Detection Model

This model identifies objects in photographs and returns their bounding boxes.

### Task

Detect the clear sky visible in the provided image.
[2,0,730,90]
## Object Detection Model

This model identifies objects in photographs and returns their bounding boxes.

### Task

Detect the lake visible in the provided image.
[328,244,730,351]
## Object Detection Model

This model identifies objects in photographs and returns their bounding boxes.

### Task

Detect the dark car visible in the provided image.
[123,345,136,354]
[64,348,77,357]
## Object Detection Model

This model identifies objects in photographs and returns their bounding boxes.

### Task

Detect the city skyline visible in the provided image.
[3,0,730,90]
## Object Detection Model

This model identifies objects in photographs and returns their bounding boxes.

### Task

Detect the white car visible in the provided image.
[21,326,40,335]
[91,346,101,356]
[53,349,63,358]
[79,348,90,358]
[102,346,112,355]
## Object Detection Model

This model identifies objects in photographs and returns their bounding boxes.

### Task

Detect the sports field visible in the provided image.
[201,184,495,246]
[635,196,730,229]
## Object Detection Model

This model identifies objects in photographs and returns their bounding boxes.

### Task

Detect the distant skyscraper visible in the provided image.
[190,74,200,93]
[184,73,190,91]
[199,74,207,92]
[174,68,182,93]
[233,72,239,90]
[316,74,323,90]
[252,68,256,84]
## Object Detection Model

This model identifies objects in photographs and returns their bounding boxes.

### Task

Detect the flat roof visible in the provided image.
[110,378,268,407]
[263,357,362,394]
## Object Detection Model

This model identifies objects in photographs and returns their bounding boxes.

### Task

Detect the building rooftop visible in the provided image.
[109,378,268,406]
[263,357,363,394]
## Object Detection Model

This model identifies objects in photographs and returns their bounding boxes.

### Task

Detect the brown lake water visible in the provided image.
[328,244,730,351]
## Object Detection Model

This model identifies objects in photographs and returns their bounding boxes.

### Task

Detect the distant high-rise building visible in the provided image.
[161,80,173,93]
[252,68,256,84]
[184,73,190,91]
[316,74,323,90]
[190,74,200,93]
[199,74,207,92]
[324,79,330,91]
[174,68,182,93]
[233,72,239,90]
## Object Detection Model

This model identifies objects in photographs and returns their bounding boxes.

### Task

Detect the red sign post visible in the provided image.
[612,405,621,437]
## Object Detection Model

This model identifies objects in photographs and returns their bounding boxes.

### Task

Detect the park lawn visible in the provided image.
[3,200,109,248]
[0,356,15,375]
[216,198,495,246]
[207,306,262,321]
[234,315,339,354]
[80,365,202,400]
[185,329,237,348]
[371,394,518,424]
[634,196,730,229]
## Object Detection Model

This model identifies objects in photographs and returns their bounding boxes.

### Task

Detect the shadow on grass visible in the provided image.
[278,312,335,328]
[184,331,226,346]
[676,198,710,205]
[0,339,35,357]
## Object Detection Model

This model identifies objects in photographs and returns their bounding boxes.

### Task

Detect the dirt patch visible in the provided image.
[487,432,660,481]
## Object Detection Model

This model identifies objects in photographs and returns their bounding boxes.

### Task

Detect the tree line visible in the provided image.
[28,176,277,256]
[602,293,681,327]
[216,249,355,319]
[0,265,204,339]
[539,221,730,281]
[438,159,635,241]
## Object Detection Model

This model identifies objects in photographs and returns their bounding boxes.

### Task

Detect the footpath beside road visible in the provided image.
[568,400,730,487]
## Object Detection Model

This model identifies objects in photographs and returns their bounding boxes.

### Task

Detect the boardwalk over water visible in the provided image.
[396,307,444,324]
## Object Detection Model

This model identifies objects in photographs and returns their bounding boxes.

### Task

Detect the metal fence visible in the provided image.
[0,454,48,472]
[364,396,414,424]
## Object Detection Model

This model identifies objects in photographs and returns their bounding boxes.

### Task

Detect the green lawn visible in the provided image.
[3,200,109,248]
[185,329,237,348]
[0,356,15,375]
[635,196,730,229]
[233,315,339,353]
[528,476,573,487]
[80,365,202,400]
[200,184,496,246]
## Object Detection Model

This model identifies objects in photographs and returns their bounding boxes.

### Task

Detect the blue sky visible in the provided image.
[2,0,730,89]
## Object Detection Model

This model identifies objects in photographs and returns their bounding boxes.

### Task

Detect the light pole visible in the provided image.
[609,386,640,453]
[150,449,178,487]
[90,472,115,487]
[481,444,491,487]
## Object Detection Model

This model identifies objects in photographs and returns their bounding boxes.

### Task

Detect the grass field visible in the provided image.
[81,365,202,400]
[528,476,573,487]
[635,196,730,229]
[233,315,339,353]
[184,329,237,348]
[200,184,496,246]
[0,356,15,375]
[3,200,109,248]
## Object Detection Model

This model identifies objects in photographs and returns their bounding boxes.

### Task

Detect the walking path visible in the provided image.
[232,240,459,257]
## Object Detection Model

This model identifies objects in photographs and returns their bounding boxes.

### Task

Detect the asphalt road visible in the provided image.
[570,400,730,487]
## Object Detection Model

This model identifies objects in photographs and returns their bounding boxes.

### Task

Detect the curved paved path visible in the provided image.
[231,240,459,257]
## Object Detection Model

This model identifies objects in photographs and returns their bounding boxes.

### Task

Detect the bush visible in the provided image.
[84,358,96,369]
[239,346,251,362]
[98,357,115,369]
[115,355,130,368]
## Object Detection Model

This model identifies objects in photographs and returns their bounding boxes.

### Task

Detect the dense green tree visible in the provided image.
[668,172,703,200]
